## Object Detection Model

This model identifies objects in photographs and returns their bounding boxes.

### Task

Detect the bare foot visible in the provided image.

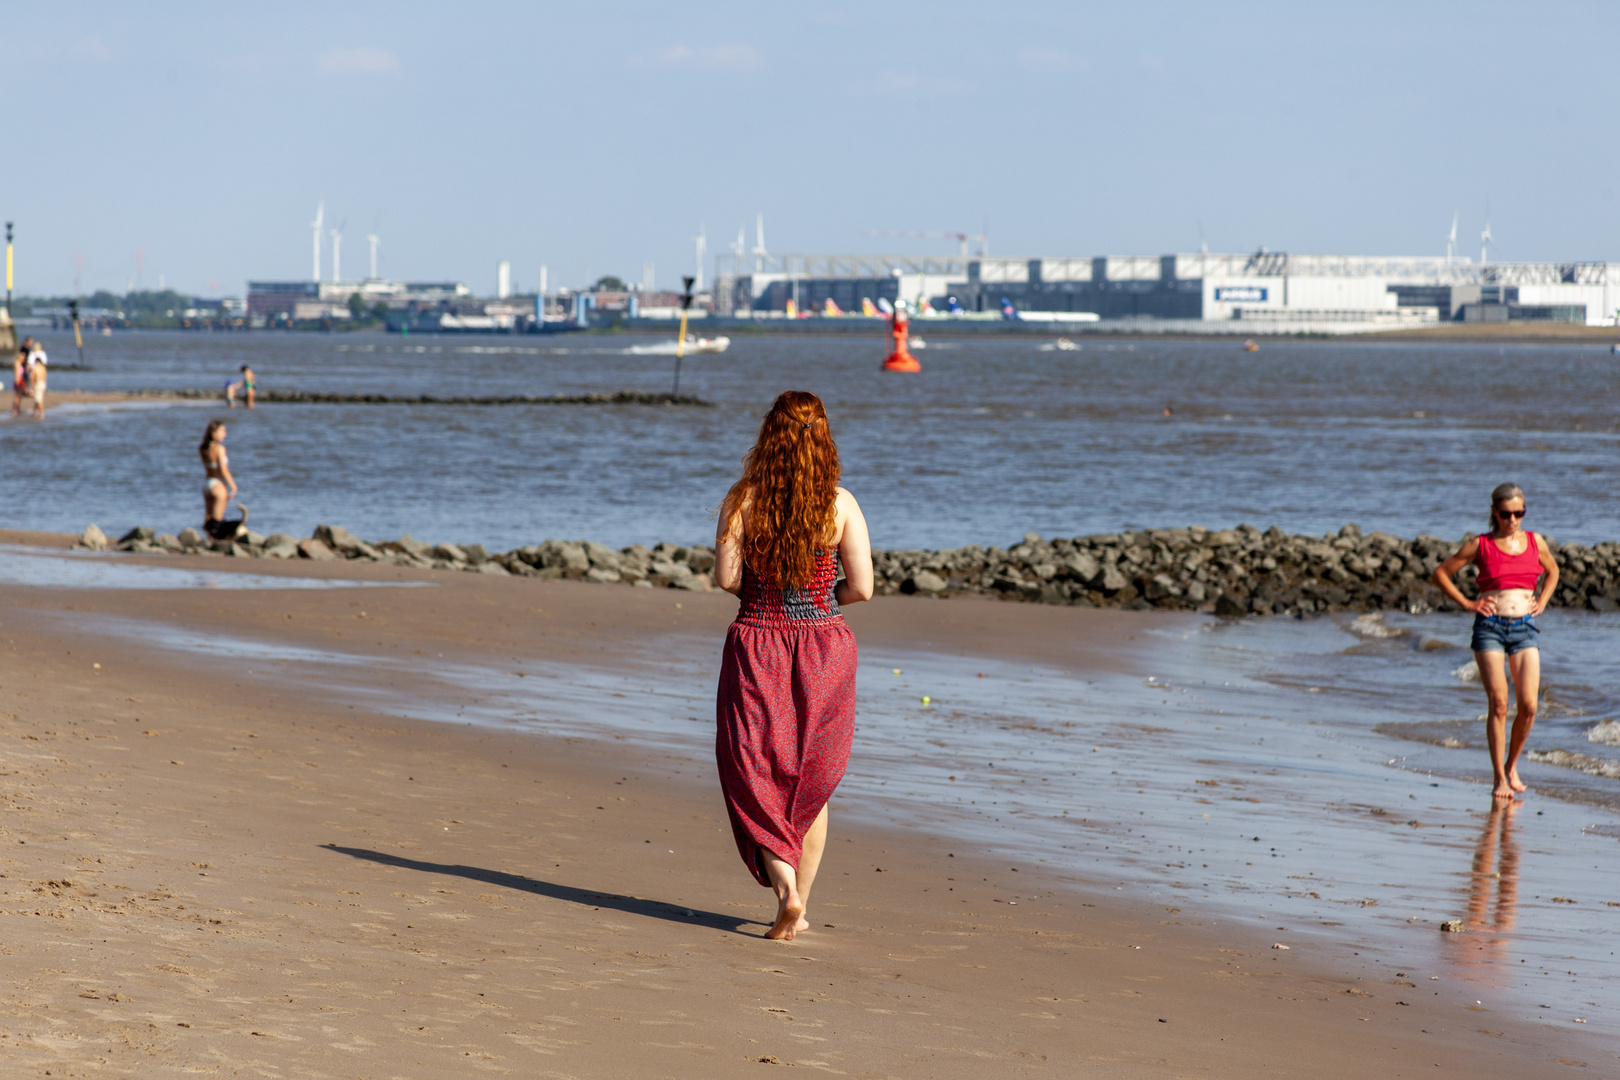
[1507,766,1527,793]
[1491,781,1515,802]
[766,894,805,940]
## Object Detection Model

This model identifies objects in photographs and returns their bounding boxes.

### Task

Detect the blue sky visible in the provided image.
[3,1,1617,296]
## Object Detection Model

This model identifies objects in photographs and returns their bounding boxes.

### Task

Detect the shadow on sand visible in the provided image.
[323,845,761,934]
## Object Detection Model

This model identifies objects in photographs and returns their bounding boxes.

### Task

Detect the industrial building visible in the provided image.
[712,251,1620,330]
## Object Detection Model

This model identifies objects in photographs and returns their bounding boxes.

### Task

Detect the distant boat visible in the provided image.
[910,338,927,350]
[625,336,731,356]
[1039,338,1080,352]
[1611,343,1620,355]
[1243,340,1260,352]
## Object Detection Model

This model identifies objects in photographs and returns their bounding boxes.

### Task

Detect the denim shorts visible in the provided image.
[1471,614,1540,655]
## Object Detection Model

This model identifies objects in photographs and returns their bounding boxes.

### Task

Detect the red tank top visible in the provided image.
[1475,531,1541,592]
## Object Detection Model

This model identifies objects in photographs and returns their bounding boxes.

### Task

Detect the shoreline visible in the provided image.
[0,547,1598,1075]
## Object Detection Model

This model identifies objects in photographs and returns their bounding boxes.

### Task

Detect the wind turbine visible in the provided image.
[1445,213,1458,264]
[311,201,324,283]
[732,225,745,259]
[367,233,380,280]
[331,221,346,283]
[752,212,767,272]
[693,226,707,291]
[1480,219,1493,265]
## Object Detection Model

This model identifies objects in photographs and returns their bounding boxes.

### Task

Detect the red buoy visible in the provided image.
[882,308,921,372]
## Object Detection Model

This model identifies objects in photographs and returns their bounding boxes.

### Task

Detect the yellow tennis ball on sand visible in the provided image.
[921,696,931,705]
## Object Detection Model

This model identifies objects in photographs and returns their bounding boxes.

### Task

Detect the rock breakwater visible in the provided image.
[76,522,1620,616]
[130,390,711,406]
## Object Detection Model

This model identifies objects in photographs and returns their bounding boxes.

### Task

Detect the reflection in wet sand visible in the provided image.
[1458,802,1520,981]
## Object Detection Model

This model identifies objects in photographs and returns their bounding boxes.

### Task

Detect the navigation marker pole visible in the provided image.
[5,222,12,318]
[68,298,84,364]
[673,275,695,396]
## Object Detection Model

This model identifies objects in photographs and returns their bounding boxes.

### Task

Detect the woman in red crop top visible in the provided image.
[1435,483,1560,802]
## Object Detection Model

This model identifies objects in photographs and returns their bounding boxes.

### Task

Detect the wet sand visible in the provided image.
[0,535,1598,1075]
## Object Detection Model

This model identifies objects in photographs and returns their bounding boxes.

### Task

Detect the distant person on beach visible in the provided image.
[24,340,47,419]
[199,419,238,528]
[1434,483,1560,802]
[225,365,256,409]
[714,390,873,940]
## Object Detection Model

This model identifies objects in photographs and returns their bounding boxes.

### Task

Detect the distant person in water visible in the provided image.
[199,419,237,527]
[10,338,29,417]
[24,339,47,419]
[225,365,255,409]
[1434,483,1560,802]
[714,390,873,940]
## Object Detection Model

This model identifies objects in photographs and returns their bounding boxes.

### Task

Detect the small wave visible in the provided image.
[1452,659,1480,682]
[1351,613,1406,639]
[1374,718,1478,749]
[1588,719,1620,746]
[1526,748,1620,780]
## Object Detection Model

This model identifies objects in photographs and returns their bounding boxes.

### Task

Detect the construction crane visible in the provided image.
[862,230,989,260]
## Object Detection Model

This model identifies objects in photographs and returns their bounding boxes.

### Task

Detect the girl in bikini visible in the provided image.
[199,419,238,529]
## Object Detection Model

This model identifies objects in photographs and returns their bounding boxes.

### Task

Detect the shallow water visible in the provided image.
[6,330,1620,550]
[0,545,430,591]
[66,603,1618,1035]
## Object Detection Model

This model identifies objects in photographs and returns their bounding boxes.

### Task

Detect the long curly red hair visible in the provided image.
[721,390,842,589]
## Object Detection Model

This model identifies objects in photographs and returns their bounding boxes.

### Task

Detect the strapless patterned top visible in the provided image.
[735,548,842,628]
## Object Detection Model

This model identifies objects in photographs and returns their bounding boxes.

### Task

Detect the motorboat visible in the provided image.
[625,336,731,356]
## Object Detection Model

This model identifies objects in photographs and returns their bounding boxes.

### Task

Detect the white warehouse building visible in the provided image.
[714,251,1620,330]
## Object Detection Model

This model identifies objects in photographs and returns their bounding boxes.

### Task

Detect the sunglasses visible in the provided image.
[1495,508,1526,519]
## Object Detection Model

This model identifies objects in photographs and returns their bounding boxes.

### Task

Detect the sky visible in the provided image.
[3,1,1618,297]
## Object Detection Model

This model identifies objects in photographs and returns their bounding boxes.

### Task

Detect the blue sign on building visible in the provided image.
[1214,286,1268,302]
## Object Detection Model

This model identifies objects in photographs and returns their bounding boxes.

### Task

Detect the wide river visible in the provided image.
[7,328,1620,550]
[6,328,1620,1037]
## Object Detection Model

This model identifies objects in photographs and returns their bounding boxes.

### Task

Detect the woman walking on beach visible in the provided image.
[1434,483,1560,802]
[199,420,238,529]
[714,390,873,940]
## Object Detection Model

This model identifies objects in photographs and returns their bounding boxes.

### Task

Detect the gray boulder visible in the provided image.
[381,535,433,559]
[432,542,468,563]
[117,526,155,550]
[79,524,109,551]
[1061,552,1100,582]
[907,570,948,594]
[176,527,204,549]
[671,573,712,592]
[297,538,338,561]
[583,541,622,570]
[1094,565,1128,592]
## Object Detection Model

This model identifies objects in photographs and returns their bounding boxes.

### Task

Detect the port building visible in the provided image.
[712,251,1620,330]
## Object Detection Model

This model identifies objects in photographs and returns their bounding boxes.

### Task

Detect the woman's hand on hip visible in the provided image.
[1472,595,1496,616]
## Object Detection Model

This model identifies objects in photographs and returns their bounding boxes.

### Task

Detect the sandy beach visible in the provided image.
[0,533,1599,1077]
